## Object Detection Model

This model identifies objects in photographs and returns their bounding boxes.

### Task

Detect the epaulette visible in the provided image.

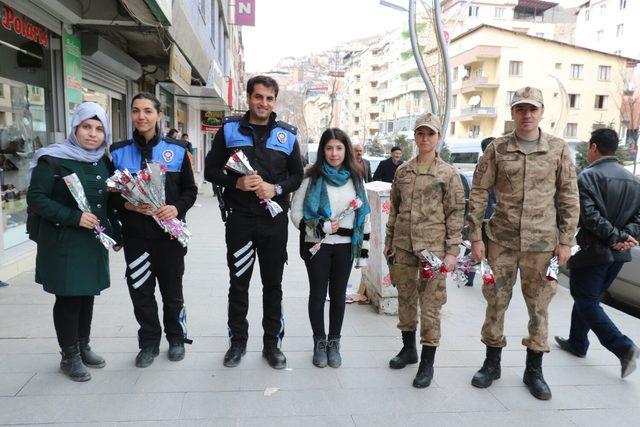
[163,137,189,149]
[109,139,134,152]
[276,121,297,135]
[222,116,243,124]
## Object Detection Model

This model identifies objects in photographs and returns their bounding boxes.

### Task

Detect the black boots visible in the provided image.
[389,330,419,369]
[223,342,246,367]
[135,347,160,368]
[523,348,552,400]
[168,342,186,362]
[79,337,106,368]
[554,336,585,358]
[312,336,328,368]
[262,346,287,369]
[327,338,342,368]
[412,345,436,388]
[60,344,91,382]
[472,346,502,388]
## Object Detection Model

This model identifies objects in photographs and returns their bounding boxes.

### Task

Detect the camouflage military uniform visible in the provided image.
[468,131,579,352]
[385,156,465,346]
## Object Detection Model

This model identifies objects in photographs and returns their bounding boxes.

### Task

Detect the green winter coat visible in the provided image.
[26,156,122,296]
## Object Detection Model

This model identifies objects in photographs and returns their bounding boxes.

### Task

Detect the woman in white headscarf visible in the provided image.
[27,102,122,382]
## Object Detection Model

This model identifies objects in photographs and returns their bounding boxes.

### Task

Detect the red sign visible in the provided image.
[235,0,255,27]
[201,111,225,132]
[1,4,48,48]
[228,77,233,108]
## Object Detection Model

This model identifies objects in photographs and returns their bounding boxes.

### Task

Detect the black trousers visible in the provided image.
[225,212,288,348]
[304,243,353,339]
[53,295,94,348]
[123,236,189,349]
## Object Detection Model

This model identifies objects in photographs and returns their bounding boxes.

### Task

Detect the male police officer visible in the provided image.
[467,87,579,400]
[204,76,304,369]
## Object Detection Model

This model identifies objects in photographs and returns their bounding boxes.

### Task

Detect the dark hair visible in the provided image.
[481,137,496,152]
[305,128,363,183]
[131,92,161,112]
[590,128,618,156]
[390,146,402,153]
[168,128,178,135]
[181,133,189,138]
[247,75,279,98]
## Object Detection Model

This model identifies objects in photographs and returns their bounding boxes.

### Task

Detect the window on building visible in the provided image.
[355,75,361,81]
[504,120,516,134]
[620,0,627,10]
[614,50,622,56]
[509,61,523,76]
[617,24,624,37]
[570,64,584,79]
[218,15,224,64]
[355,102,360,109]
[469,6,479,17]
[600,4,606,16]
[506,91,516,105]
[596,30,604,41]
[536,32,545,38]
[585,10,590,21]
[370,97,378,104]
[495,7,504,19]
[564,123,578,137]
[355,89,360,95]
[594,95,608,109]
[453,66,459,81]
[450,121,456,135]
[210,0,217,43]
[551,122,556,129]
[598,65,611,81]
[555,63,562,70]
[475,67,483,78]
[569,94,580,109]
[470,124,480,138]
[452,94,457,109]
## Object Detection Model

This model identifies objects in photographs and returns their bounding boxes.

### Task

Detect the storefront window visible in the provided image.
[177,101,188,135]
[159,88,174,135]
[0,4,53,248]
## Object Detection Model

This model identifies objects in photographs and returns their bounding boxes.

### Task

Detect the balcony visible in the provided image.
[451,46,501,69]
[455,107,497,122]
[460,76,499,94]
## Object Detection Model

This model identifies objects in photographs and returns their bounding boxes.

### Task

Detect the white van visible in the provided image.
[446,138,483,169]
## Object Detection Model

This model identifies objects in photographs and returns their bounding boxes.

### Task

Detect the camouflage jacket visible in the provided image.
[468,130,579,252]
[385,156,465,255]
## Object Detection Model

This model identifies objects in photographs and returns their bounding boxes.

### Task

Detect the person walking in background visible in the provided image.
[291,128,371,368]
[555,128,640,378]
[353,143,372,183]
[372,146,403,183]
[27,102,122,382]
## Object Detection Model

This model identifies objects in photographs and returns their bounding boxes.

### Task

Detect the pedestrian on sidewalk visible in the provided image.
[372,146,403,183]
[290,128,371,369]
[111,92,197,368]
[204,76,304,369]
[384,113,465,388]
[27,102,122,382]
[467,87,580,400]
[555,128,640,377]
[353,143,372,183]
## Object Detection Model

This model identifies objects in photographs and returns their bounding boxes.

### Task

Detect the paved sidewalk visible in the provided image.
[1,188,640,426]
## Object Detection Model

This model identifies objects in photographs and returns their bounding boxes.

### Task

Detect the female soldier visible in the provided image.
[384,113,465,388]
[27,102,121,382]
[110,92,197,368]
[291,128,371,368]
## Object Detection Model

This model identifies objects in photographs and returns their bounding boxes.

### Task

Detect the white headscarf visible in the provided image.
[33,102,111,165]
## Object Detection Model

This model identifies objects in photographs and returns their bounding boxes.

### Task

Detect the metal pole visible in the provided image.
[433,0,452,144]
[408,0,438,116]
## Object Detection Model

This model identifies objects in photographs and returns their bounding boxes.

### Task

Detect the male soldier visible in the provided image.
[384,113,465,388]
[204,76,304,369]
[467,87,579,400]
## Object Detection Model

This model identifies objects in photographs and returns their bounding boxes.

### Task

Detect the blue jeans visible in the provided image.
[569,262,634,358]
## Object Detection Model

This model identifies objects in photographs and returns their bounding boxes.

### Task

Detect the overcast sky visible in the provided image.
[242,0,583,72]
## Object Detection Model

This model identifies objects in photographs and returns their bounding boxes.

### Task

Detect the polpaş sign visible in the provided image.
[1,4,49,47]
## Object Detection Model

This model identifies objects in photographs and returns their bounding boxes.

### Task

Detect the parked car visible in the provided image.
[606,247,640,311]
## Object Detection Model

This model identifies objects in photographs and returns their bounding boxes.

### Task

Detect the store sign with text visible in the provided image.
[235,0,255,26]
[201,111,225,132]
[169,44,191,95]
[1,4,48,47]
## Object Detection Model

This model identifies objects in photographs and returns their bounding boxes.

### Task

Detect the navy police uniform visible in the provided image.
[204,112,303,348]
[110,130,197,350]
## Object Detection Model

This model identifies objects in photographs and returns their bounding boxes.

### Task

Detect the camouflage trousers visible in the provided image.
[390,248,447,347]
[481,240,556,352]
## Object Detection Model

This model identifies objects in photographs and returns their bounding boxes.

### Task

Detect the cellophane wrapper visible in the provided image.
[545,245,580,281]
[480,259,496,287]
[309,198,363,257]
[63,173,116,250]
[224,150,283,217]
[106,163,191,247]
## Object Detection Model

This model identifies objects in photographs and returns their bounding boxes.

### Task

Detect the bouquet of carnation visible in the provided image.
[309,197,363,257]
[480,259,496,286]
[545,245,580,281]
[63,173,116,250]
[106,162,191,247]
[225,150,283,217]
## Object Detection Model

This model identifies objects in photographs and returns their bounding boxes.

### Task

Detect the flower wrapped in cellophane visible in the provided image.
[106,162,191,247]
[545,245,580,281]
[224,149,283,217]
[309,197,363,258]
[63,173,117,250]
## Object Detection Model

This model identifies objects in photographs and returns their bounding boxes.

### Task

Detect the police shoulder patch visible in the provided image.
[276,131,287,144]
[162,149,174,163]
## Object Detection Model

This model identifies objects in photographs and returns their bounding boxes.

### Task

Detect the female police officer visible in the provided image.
[110,92,197,368]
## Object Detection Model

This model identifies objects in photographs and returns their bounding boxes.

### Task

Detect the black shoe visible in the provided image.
[312,336,328,368]
[168,342,185,362]
[389,330,418,369]
[262,347,287,369]
[135,347,159,368]
[554,336,585,358]
[412,346,436,388]
[79,337,106,368]
[327,338,342,368]
[60,343,91,382]
[223,343,246,368]
[523,348,552,400]
[620,344,640,378]
[471,346,502,388]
